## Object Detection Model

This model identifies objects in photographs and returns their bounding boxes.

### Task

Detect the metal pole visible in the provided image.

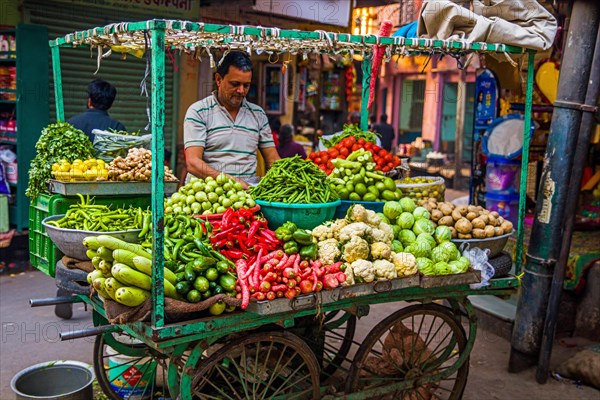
[453,72,466,189]
[536,21,600,383]
[361,54,372,131]
[509,0,600,372]
[50,45,64,121]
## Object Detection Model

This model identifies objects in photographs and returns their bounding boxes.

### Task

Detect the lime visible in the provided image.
[193,276,210,292]
[355,183,367,196]
[338,188,350,200]
[186,195,196,205]
[367,185,379,197]
[215,173,228,185]
[363,193,377,202]
[349,192,362,201]
[214,187,225,196]
[345,182,355,193]
[221,198,233,208]
[216,206,226,214]
[186,289,202,303]
[383,177,397,191]
[216,261,230,274]
[375,181,386,192]
[381,190,396,201]
[201,201,212,211]
[208,300,226,316]
[207,192,219,203]
[205,268,219,281]
[195,192,208,202]
[352,174,364,185]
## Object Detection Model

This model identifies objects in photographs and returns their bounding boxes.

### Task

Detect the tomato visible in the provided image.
[382,165,391,172]
[372,145,381,153]
[351,144,361,152]
[339,147,349,157]
[318,164,327,172]
[357,138,366,146]
[393,155,401,163]
[327,160,334,169]
[328,148,339,158]
[378,149,388,158]
[384,153,393,162]
[387,161,396,169]
[308,152,316,160]
[364,142,372,150]
[321,154,329,163]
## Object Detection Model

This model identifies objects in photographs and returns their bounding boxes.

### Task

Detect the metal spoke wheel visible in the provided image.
[187,331,321,400]
[93,331,171,400]
[346,303,469,400]
[296,310,357,379]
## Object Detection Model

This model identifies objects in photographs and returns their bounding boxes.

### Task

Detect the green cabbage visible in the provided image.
[391,240,404,253]
[433,261,451,275]
[398,229,417,247]
[457,256,471,269]
[412,219,435,236]
[448,260,467,274]
[434,226,452,244]
[397,212,415,229]
[431,246,452,263]
[416,233,436,250]
[391,224,401,240]
[439,241,460,261]
[416,257,435,275]
[406,240,432,258]
[377,212,390,224]
[383,201,402,221]
[399,197,416,213]
[413,206,431,220]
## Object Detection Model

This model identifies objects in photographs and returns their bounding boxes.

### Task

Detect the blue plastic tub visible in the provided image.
[484,192,520,226]
[486,157,521,195]
[334,200,385,219]
[255,199,341,230]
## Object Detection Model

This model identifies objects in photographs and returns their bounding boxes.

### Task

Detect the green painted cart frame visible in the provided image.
[43,19,535,399]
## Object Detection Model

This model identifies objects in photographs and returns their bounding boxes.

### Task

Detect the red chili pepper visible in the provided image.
[253,247,263,289]
[248,220,261,238]
[222,208,235,226]
[271,284,287,292]
[258,229,280,245]
[212,226,240,241]
[225,249,243,259]
[215,239,228,248]
[311,270,318,291]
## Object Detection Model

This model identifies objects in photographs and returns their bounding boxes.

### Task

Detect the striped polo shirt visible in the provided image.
[184,92,275,179]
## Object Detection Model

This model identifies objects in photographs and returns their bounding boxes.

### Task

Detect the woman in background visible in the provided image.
[276,124,307,159]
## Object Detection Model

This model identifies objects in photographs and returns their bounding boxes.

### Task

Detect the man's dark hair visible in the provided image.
[370,114,377,123]
[216,51,253,77]
[88,79,117,111]
[278,124,294,146]
[380,114,388,123]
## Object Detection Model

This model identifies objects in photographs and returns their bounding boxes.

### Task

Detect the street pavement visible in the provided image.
[1,268,598,399]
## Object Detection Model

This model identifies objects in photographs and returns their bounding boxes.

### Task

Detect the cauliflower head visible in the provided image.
[330,218,349,240]
[371,226,394,245]
[373,259,398,280]
[347,204,368,223]
[343,236,370,263]
[351,259,375,283]
[339,222,372,242]
[377,222,395,244]
[392,252,418,277]
[342,262,355,286]
[317,238,341,265]
[312,222,335,241]
[370,242,392,260]
[365,209,382,227]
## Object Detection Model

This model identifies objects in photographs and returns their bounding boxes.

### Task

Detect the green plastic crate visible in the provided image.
[255,199,341,231]
[29,193,151,277]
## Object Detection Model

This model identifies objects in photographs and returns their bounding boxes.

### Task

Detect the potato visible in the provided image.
[497,216,505,225]
[472,228,486,239]
[455,218,473,234]
[466,211,478,221]
[501,220,514,233]
[480,208,489,215]
[467,205,479,213]
[458,233,472,239]
[494,226,504,236]
[438,216,455,226]
[452,209,463,221]
[488,214,497,226]
[456,205,468,216]
[440,204,453,216]
[490,211,500,218]
[422,203,433,213]
[471,217,486,229]
[476,206,484,212]
[449,226,458,239]
[428,200,438,210]
[484,225,495,238]
[431,209,444,222]
[479,214,489,224]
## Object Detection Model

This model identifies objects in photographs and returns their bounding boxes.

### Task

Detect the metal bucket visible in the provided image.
[11,360,94,400]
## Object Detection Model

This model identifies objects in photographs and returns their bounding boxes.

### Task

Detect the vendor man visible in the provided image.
[184,51,280,189]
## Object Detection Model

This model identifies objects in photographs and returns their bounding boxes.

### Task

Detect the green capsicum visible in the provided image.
[275,226,294,241]
[282,221,298,233]
[299,243,318,260]
[283,241,299,255]
[292,229,313,245]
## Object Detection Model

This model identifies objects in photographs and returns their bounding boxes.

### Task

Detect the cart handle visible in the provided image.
[59,325,117,341]
[30,296,83,307]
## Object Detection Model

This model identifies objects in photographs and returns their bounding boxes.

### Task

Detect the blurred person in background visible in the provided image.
[371,113,395,152]
[276,124,307,159]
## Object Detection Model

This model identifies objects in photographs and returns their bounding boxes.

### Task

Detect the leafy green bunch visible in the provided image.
[26,121,95,198]
[320,123,380,149]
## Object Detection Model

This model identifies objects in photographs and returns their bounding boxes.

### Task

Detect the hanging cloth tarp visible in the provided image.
[417,0,557,51]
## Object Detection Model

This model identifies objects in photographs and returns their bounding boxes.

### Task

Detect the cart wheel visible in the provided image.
[93,331,171,400]
[54,288,73,320]
[345,303,469,399]
[183,331,321,400]
[297,310,357,378]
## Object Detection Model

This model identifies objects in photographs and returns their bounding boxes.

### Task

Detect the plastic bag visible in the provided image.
[461,246,495,289]
[92,129,152,162]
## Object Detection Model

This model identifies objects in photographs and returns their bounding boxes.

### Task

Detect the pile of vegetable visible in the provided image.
[328,148,403,202]
[85,235,180,307]
[395,176,446,202]
[51,158,109,182]
[250,156,339,204]
[45,194,150,233]
[235,249,347,308]
[381,198,471,276]
[309,204,416,284]
[418,199,514,239]
[108,148,177,182]
[166,174,255,215]
[93,129,151,161]
[310,133,402,174]
[208,207,280,263]
[320,124,379,149]
[275,222,317,260]
[27,122,95,198]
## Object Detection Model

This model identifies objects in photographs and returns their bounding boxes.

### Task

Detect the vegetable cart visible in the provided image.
[30,19,535,399]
